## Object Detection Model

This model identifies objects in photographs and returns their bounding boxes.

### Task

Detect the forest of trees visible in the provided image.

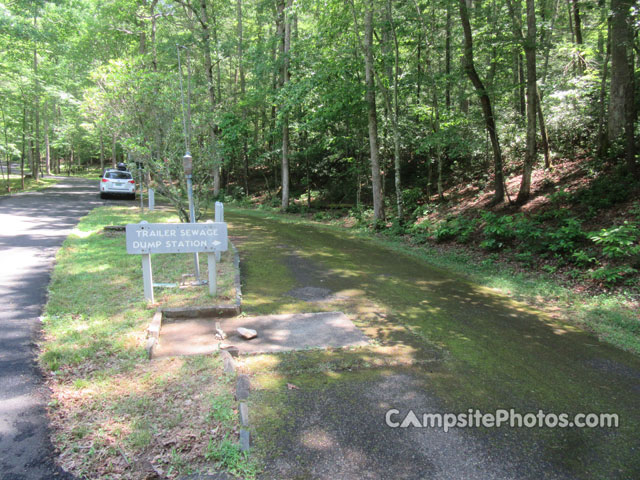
[1,0,638,221]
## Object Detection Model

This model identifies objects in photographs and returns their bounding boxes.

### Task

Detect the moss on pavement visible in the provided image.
[228,208,640,479]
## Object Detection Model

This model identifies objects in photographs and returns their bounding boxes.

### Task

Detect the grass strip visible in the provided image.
[41,205,254,479]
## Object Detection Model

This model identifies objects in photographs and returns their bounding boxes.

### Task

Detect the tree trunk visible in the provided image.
[571,0,585,73]
[44,102,50,175]
[542,0,560,84]
[280,0,292,211]
[237,0,249,195]
[111,132,117,167]
[537,88,551,168]
[597,32,611,155]
[364,0,384,221]
[198,0,222,196]
[516,0,537,204]
[1,105,9,191]
[608,0,636,173]
[99,131,105,172]
[518,54,525,116]
[33,7,40,181]
[566,0,575,44]
[21,104,25,189]
[459,0,505,204]
[445,3,451,111]
[386,0,403,218]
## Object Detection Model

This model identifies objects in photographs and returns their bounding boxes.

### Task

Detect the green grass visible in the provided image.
[68,167,104,179]
[205,437,258,479]
[0,174,59,195]
[41,204,243,478]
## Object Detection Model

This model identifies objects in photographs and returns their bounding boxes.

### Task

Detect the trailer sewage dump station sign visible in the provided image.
[126,222,228,254]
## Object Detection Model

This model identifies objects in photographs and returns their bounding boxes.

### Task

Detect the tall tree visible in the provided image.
[459,0,504,204]
[364,0,384,221]
[280,0,292,210]
[32,2,41,180]
[507,0,538,203]
[385,0,402,218]
[608,0,636,174]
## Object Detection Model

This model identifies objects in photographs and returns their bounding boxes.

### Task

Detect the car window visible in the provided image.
[105,172,132,179]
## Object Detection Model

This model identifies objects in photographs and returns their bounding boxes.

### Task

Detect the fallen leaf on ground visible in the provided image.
[287,383,300,390]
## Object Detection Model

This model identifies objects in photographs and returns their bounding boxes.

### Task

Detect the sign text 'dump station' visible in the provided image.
[126,222,228,254]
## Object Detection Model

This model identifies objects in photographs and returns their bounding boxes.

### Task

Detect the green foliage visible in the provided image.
[402,187,424,220]
[205,437,257,479]
[571,249,597,267]
[480,212,515,250]
[572,169,638,211]
[548,188,572,206]
[433,216,478,243]
[545,77,599,155]
[590,222,640,258]
[383,217,408,236]
[512,215,548,253]
[408,221,432,244]
[590,266,637,287]
[547,218,586,253]
[208,393,234,425]
[514,251,535,266]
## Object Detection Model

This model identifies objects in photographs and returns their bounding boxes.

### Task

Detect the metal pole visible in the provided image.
[207,253,217,296]
[139,167,144,213]
[186,172,200,281]
[215,201,223,261]
[141,253,154,303]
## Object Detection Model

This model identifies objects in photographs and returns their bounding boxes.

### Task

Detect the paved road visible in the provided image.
[0,178,133,479]
[230,211,640,479]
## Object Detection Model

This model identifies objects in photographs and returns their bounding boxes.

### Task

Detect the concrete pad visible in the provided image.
[153,312,370,358]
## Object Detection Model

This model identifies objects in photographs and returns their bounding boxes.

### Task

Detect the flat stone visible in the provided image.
[236,374,250,400]
[237,327,257,340]
[239,429,250,452]
[224,312,369,354]
[153,312,369,358]
[239,402,249,426]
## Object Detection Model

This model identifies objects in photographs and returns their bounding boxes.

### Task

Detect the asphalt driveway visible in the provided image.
[0,178,133,479]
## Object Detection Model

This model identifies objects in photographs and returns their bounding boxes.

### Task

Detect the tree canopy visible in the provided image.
[1,0,638,219]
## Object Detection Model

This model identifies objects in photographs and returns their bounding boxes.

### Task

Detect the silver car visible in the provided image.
[100,169,136,199]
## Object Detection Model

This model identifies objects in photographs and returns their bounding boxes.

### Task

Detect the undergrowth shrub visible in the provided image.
[589,222,640,258]
[512,215,549,253]
[402,187,424,221]
[480,212,516,250]
[408,221,432,244]
[547,218,586,253]
[588,222,640,286]
[589,265,637,287]
[433,216,478,243]
[572,169,637,211]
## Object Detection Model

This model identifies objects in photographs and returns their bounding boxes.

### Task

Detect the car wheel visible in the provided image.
[129,193,136,200]
[100,192,107,199]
